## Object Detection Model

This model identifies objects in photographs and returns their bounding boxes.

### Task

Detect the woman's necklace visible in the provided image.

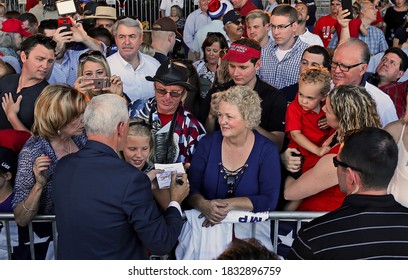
[62,140,72,154]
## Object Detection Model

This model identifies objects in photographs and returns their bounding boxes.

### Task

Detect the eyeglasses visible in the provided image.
[330,2,341,6]
[333,156,363,172]
[330,61,364,72]
[79,50,104,63]
[270,21,296,30]
[226,175,236,198]
[155,87,184,97]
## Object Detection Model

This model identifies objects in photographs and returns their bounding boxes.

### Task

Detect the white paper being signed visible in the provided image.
[154,162,185,189]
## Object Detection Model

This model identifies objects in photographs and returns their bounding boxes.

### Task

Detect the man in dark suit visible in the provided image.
[53,94,189,260]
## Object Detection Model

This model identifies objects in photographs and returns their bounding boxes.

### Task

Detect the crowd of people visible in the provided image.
[1,0,408,260]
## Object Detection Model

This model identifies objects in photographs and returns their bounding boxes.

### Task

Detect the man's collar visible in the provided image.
[360,72,371,86]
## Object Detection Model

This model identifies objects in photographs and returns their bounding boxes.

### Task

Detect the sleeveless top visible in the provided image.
[388,123,408,207]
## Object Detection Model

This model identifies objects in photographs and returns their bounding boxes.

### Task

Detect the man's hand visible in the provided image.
[169,173,189,204]
[69,16,89,42]
[53,26,73,58]
[337,8,351,29]
[280,148,302,173]
[2,92,22,121]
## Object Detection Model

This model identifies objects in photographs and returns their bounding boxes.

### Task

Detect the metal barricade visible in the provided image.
[0,213,57,260]
[0,211,324,260]
[3,0,329,33]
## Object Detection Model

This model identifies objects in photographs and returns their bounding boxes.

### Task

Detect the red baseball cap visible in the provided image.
[1,18,32,37]
[222,43,261,63]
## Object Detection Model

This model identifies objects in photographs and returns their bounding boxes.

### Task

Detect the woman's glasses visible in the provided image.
[79,50,104,63]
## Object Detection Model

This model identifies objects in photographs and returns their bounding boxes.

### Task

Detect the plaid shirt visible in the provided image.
[129,98,206,164]
[380,81,408,119]
[328,26,388,55]
[258,37,309,90]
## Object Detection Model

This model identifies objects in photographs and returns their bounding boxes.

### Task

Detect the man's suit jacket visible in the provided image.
[53,140,184,260]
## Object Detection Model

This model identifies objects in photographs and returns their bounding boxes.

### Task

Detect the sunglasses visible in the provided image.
[230,19,244,26]
[79,50,104,63]
[226,175,236,198]
[155,87,184,98]
[332,156,363,172]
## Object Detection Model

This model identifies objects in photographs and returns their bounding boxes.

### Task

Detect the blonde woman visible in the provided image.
[12,84,87,226]
[283,85,382,211]
[74,50,124,100]
[188,85,281,227]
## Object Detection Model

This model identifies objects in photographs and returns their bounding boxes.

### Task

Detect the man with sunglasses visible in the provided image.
[230,0,257,37]
[259,4,308,90]
[223,10,245,46]
[331,38,397,126]
[128,60,205,164]
[0,34,56,131]
[288,127,408,260]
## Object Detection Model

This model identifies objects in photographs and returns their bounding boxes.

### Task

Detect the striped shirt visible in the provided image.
[287,194,408,260]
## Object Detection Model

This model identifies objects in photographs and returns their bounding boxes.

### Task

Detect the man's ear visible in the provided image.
[397,70,405,80]
[291,21,298,33]
[117,121,126,137]
[360,63,368,76]
[255,59,261,71]
[20,51,27,63]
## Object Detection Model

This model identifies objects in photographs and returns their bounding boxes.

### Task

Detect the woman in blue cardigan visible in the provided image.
[188,85,281,227]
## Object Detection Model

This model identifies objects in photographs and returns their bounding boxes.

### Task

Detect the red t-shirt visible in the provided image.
[313,15,338,48]
[335,18,362,39]
[158,112,173,127]
[286,93,334,173]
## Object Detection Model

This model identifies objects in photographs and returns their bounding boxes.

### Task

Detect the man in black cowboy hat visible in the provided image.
[129,60,206,164]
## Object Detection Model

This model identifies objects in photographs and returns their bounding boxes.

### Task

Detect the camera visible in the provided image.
[83,78,111,89]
